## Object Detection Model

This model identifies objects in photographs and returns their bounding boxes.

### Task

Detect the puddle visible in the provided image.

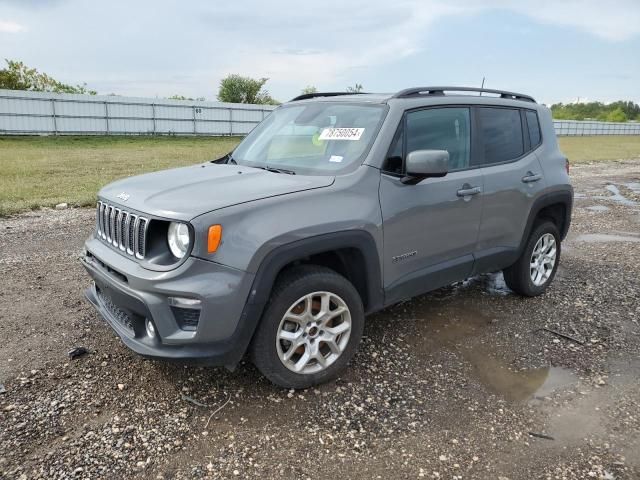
[429,272,512,300]
[462,352,577,402]
[626,182,640,194]
[584,205,610,212]
[576,233,640,243]
[406,303,577,402]
[596,184,637,206]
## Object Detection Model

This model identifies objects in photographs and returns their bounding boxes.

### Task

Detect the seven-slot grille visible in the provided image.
[96,201,148,259]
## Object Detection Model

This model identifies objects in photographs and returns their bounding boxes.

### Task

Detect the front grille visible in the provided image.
[96,201,149,259]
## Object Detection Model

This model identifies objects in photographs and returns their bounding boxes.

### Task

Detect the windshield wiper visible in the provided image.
[255,166,296,175]
[210,152,237,165]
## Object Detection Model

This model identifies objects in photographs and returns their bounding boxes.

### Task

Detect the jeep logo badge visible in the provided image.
[117,192,130,202]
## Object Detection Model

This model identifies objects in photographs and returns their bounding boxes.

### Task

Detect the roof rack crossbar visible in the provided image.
[392,86,535,103]
[289,92,367,102]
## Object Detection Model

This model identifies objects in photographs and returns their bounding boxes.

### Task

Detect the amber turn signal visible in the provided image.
[207,225,222,253]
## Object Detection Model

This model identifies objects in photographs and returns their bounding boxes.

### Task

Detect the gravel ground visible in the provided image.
[1,160,639,480]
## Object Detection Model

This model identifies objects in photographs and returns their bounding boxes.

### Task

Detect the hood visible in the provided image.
[99,163,335,221]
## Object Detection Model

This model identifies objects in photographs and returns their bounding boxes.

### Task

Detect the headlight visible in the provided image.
[167,222,190,259]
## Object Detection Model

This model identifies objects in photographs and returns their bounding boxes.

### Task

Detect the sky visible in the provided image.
[1,0,639,105]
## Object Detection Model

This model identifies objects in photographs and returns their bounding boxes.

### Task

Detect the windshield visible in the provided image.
[231,102,386,175]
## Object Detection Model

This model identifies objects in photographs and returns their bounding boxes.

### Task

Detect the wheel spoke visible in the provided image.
[278,329,301,342]
[322,336,342,354]
[292,349,311,372]
[322,306,347,324]
[326,321,350,336]
[318,293,331,317]
[283,341,302,361]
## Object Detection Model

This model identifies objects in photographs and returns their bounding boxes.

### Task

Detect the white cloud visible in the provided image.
[219,0,640,90]
[219,1,465,87]
[0,20,26,33]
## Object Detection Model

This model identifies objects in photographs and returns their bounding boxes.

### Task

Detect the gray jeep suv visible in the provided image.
[82,86,573,388]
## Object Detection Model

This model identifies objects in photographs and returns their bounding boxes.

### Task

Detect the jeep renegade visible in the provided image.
[82,86,573,388]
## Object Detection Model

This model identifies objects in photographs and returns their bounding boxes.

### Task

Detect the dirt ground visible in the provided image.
[1,160,639,480]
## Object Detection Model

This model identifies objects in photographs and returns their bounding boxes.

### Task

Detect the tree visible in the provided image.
[168,94,206,101]
[0,59,96,94]
[217,74,279,104]
[346,83,364,93]
[605,107,627,122]
[301,85,317,95]
[550,100,638,122]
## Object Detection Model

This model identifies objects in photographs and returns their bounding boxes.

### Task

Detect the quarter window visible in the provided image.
[478,107,524,164]
[405,107,471,171]
[525,110,541,148]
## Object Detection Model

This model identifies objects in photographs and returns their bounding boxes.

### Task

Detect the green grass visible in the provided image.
[1,134,639,216]
[558,135,640,163]
[0,136,241,216]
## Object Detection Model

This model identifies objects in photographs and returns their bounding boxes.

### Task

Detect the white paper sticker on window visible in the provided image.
[329,155,343,163]
[319,127,365,141]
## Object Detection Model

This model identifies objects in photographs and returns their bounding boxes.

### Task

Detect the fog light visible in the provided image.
[145,318,156,338]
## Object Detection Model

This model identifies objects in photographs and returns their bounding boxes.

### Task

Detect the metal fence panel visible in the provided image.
[1,89,639,137]
[0,89,276,136]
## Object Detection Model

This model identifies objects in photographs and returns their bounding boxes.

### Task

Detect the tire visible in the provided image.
[503,220,561,297]
[250,265,365,389]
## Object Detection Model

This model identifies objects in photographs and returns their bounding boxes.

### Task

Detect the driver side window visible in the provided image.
[383,107,471,174]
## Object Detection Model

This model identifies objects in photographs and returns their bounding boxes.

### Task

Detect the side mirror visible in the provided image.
[402,150,449,184]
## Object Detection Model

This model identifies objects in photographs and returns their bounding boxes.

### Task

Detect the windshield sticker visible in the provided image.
[319,127,365,141]
[329,155,343,163]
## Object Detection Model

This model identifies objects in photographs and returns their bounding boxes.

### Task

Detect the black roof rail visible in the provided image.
[392,86,536,103]
[289,92,368,102]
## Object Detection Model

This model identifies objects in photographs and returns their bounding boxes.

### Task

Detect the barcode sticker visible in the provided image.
[319,128,364,141]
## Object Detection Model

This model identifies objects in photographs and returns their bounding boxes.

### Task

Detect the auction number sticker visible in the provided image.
[319,128,365,141]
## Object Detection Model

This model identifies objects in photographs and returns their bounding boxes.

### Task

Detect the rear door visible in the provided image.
[473,106,547,272]
[379,106,483,303]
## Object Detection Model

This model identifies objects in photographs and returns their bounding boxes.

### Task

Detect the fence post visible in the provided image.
[51,98,57,135]
[104,101,109,135]
[229,108,233,136]
[152,103,156,135]
[192,105,197,134]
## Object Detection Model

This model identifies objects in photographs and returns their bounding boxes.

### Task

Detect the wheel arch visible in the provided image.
[225,230,383,368]
[519,189,573,255]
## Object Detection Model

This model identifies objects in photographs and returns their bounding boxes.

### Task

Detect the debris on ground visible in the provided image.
[67,346,89,359]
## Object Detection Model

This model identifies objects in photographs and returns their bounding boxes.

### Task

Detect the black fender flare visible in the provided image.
[225,230,383,367]
[518,189,573,255]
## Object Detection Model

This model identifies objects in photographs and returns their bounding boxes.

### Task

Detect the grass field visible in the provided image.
[1,134,640,216]
[0,136,240,216]
[558,136,640,163]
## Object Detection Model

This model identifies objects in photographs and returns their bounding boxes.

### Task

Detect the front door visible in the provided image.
[379,106,483,304]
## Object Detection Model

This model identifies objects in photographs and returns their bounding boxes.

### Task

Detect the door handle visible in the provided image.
[522,172,542,183]
[456,186,482,197]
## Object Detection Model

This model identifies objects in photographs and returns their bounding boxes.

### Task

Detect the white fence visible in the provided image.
[553,119,640,136]
[1,89,639,136]
[0,89,276,136]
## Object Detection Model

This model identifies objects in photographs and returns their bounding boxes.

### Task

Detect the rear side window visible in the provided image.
[525,110,541,147]
[405,107,471,171]
[478,107,524,164]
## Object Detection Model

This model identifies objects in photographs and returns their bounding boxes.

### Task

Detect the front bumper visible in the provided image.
[81,235,257,367]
